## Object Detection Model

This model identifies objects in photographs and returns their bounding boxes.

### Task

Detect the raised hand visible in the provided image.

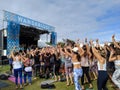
[96,39,99,43]
[112,34,115,39]
[85,38,87,43]
[77,39,80,43]
[89,40,93,45]
[111,49,115,55]
[104,42,108,46]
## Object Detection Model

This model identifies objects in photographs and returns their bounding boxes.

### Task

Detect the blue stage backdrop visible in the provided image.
[51,32,57,45]
[3,11,57,55]
[7,21,20,54]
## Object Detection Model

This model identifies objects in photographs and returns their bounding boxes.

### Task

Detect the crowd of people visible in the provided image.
[8,35,120,90]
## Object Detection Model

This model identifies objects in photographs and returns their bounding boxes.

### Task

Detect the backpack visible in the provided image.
[41,83,55,89]
[0,74,8,80]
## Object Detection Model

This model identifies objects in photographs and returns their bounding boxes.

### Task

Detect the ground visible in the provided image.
[0,65,115,90]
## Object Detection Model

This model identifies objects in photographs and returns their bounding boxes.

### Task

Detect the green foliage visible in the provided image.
[46,42,52,45]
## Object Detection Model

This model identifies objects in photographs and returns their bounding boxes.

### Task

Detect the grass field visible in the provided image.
[0,65,115,90]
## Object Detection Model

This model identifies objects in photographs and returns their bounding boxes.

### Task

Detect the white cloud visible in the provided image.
[0,0,120,42]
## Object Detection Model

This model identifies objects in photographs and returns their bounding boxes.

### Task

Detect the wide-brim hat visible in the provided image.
[72,47,78,52]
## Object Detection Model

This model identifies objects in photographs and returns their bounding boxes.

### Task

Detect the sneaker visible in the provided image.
[82,85,85,90]
[66,82,70,86]
[58,79,61,81]
[66,84,70,86]
[16,85,18,89]
[24,83,27,86]
[20,85,23,89]
[34,77,37,80]
[29,83,32,85]
[71,82,74,85]
[89,84,93,89]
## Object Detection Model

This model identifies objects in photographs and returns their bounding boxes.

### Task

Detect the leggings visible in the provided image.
[55,66,60,75]
[73,68,83,90]
[97,71,108,90]
[112,69,120,89]
[10,64,13,74]
[81,67,91,85]
[14,68,22,85]
[34,64,40,77]
[24,72,32,84]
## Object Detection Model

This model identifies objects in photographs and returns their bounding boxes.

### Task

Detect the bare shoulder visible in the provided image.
[117,55,120,60]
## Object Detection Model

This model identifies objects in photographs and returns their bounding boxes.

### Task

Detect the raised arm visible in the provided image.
[104,42,110,52]
[75,44,84,56]
[64,46,73,57]
[20,55,25,62]
[11,47,16,61]
[90,40,105,64]
[109,52,117,62]
[96,39,100,48]
[86,44,92,59]
[112,35,120,49]
[60,47,65,55]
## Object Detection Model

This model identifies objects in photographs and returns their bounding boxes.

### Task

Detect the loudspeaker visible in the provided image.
[3,37,7,49]
[1,56,8,65]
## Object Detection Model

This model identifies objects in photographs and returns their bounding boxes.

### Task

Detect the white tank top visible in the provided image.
[81,56,89,67]
[97,60,106,71]
[114,60,120,69]
[13,57,22,69]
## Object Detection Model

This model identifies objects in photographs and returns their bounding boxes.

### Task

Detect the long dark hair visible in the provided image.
[90,47,94,60]
[110,44,120,55]
[73,51,81,61]
[14,52,19,56]
[115,48,120,55]
[82,45,88,57]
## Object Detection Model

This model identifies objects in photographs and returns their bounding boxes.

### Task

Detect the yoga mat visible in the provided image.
[8,75,24,84]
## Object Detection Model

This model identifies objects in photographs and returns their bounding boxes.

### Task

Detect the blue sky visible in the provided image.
[0,0,120,43]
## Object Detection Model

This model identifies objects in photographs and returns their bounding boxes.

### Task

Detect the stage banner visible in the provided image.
[7,21,20,54]
[4,10,55,32]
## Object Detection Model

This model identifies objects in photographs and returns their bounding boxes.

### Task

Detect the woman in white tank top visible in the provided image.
[109,35,120,89]
[11,49,23,89]
[90,40,108,90]
[109,49,120,89]
[12,56,22,69]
